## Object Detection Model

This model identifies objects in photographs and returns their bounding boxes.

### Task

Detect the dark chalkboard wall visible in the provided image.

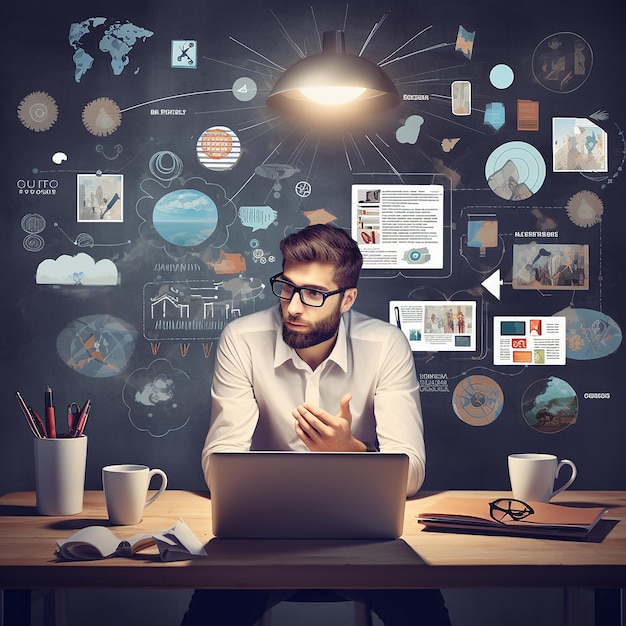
[1,0,624,496]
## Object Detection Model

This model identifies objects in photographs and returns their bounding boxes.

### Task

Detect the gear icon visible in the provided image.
[82,97,122,136]
[17,91,58,132]
[566,190,604,227]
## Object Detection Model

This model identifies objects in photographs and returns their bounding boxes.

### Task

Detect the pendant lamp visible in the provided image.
[267,30,400,122]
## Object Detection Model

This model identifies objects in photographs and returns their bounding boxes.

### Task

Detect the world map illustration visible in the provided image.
[69,17,154,83]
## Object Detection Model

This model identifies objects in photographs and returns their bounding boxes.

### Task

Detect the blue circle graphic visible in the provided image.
[490,64,514,89]
[153,189,218,247]
[485,141,547,201]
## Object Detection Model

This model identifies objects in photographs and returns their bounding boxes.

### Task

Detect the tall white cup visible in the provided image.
[102,464,167,525]
[34,435,88,515]
[508,453,577,502]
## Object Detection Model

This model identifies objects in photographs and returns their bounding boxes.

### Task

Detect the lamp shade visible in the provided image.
[267,30,400,122]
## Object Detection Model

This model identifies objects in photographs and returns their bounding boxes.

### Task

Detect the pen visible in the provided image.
[44,385,56,439]
[67,402,80,432]
[15,391,46,438]
[70,399,91,437]
[16,391,40,437]
[78,401,91,436]
[30,408,47,438]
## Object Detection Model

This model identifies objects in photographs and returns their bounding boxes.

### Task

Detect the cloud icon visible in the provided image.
[36,252,119,285]
[123,358,193,437]
[396,115,425,144]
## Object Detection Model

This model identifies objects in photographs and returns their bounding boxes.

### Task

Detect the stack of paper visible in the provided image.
[417,497,606,539]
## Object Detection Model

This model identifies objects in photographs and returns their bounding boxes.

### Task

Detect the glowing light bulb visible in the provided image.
[299,86,367,105]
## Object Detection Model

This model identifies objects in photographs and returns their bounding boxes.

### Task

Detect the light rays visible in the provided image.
[211,4,484,196]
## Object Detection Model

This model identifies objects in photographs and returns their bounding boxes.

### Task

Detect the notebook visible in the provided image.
[210,451,409,539]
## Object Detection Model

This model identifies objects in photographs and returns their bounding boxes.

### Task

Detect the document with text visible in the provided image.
[390,301,476,352]
[352,184,444,269]
[493,316,566,365]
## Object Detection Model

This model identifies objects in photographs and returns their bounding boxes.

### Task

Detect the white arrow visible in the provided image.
[481,269,502,300]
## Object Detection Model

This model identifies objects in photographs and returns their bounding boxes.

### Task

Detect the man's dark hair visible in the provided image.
[280,224,363,288]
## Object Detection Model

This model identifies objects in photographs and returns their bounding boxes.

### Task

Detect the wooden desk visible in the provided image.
[1,490,625,624]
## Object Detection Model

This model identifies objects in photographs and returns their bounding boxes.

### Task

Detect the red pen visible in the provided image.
[70,399,91,437]
[44,385,56,439]
[67,402,80,432]
[30,407,48,439]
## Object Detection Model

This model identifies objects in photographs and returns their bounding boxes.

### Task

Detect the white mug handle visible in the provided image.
[552,459,577,497]
[145,468,168,508]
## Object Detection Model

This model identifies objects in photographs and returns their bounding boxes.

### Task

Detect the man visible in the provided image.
[555,258,583,286]
[182,224,451,626]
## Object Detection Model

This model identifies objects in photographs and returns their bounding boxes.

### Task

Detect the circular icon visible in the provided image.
[57,314,137,378]
[23,234,45,253]
[521,376,578,434]
[21,213,46,234]
[295,181,311,197]
[153,189,218,247]
[149,151,184,182]
[82,97,122,136]
[196,126,241,171]
[485,141,546,201]
[489,64,514,89]
[532,32,593,93]
[452,375,504,426]
[17,91,58,132]
[201,129,231,159]
[565,190,603,227]
[232,77,258,102]
[74,233,96,248]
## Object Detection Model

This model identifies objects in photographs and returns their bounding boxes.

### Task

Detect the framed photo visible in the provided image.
[512,243,589,290]
[77,174,123,222]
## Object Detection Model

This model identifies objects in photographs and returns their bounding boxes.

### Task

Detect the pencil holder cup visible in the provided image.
[34,435,87,515]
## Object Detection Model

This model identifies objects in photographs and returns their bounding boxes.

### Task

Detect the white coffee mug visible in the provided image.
[102,464,167,525]
[508,453,577,502]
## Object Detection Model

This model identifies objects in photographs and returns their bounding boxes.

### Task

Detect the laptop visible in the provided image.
[209,451,409,539]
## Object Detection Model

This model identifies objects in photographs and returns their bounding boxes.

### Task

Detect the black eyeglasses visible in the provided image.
[489,498,534,524]
[270,273,353,308]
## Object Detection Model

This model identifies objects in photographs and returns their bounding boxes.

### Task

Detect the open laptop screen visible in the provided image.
[210,451,409,539]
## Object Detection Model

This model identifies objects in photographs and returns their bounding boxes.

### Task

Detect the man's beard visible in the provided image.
[281,304,342,349]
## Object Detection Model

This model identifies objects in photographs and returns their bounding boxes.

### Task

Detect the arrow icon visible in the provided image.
[481,269,502,300]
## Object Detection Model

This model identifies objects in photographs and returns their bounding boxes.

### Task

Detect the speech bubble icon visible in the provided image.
[238,205,278,231]
[52,152,68,164]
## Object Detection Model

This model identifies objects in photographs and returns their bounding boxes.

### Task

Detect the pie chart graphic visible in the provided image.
[485,141,546,201]
[451,375,504,426]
